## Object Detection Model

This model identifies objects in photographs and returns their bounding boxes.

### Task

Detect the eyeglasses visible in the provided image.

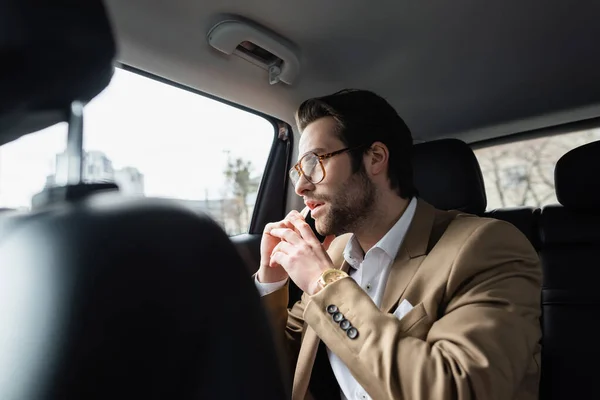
[289,145,366,186]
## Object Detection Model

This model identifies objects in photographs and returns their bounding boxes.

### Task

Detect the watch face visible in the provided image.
[324,270,344,284]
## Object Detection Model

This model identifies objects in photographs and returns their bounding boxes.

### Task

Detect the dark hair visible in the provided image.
[295,89,417,199]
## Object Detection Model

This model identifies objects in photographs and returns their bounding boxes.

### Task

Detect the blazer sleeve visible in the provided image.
[260,281,307,374]
[303,219,542,400]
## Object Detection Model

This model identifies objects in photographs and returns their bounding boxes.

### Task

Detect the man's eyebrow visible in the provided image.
[296,147,327,162]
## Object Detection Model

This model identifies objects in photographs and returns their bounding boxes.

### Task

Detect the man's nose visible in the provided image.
[295,174,315,196]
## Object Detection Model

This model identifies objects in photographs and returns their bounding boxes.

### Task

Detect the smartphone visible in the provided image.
[301,206,326,243]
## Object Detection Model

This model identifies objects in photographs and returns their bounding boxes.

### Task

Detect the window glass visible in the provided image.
[474,128,600,209]
[0,68,275,235]
[0,124,67,211]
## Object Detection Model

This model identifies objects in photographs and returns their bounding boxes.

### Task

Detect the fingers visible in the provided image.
[265,209,325,248]
[269,228,303,245]
[286,216,320,245]
[264,210,304,235]
[287,209,304,219]
[300,206,310,218]
[264,219,295,235]
[271,241,294,257]
[269,251,288,268]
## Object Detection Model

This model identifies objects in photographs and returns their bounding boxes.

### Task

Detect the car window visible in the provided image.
[0,68,275,236]
[474,128,600,209]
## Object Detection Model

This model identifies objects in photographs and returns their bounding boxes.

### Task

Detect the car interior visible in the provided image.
[1,0,599,399]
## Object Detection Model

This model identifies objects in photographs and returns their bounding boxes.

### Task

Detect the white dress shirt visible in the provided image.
[255,197,417,400]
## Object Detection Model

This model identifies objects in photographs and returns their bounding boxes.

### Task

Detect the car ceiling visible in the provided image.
[105,0,600,143]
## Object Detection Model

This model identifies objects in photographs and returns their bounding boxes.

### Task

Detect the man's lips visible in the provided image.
[305,200,325,211]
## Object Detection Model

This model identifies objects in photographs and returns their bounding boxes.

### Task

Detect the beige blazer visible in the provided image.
[261,199,542,400]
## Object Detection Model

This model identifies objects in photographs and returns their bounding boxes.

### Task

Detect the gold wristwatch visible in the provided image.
[316,269,349,291]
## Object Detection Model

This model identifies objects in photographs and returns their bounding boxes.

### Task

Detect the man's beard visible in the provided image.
[315,169,376,236]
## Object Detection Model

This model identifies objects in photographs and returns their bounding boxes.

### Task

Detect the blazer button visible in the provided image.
[327,305,338,314]
[333,312,344,323]
[347,327,359,339]
[340,319,351,331]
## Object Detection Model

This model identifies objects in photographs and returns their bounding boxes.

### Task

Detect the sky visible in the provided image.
[0,69,274,208]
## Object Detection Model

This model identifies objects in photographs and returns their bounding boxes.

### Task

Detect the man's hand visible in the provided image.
[269,211,336,295]
[258,211,306,284]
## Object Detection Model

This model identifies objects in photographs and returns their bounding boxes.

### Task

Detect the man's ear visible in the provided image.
[366,141,389,175]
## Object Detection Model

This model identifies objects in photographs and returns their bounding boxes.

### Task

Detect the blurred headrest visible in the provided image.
[555,140,600,211]
[0,194,289,399]
[413,138,487,214]
[0,0,116,145]
[31,182,120,209]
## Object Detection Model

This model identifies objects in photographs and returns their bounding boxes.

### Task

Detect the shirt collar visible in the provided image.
[343,196,418,269]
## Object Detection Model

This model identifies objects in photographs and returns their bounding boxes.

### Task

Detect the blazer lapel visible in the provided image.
[328,233,352,273]
[381,199,436,313]
[292,324,320,400]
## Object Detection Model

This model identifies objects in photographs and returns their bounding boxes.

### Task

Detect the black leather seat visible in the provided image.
[0,195,290,399]
[0,0,115,145]
[412,138,541,249]
[538,140,600,400]
[485,207,541,251]
[412,138,488,215]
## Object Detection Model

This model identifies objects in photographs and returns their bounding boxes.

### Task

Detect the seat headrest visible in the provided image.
[412,138,487,214]
[555,140,600,211]
[0,194,289,399]
[0,0,116,145]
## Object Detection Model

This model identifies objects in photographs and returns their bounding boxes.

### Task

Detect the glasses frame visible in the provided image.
[289,144,368,186]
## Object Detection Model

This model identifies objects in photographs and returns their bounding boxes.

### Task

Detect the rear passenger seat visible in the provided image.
[412,138,541,248]
[413,137,600,399]
[538,140,600,400]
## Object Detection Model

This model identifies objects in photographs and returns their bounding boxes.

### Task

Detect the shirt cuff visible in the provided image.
[254,275,288,297]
